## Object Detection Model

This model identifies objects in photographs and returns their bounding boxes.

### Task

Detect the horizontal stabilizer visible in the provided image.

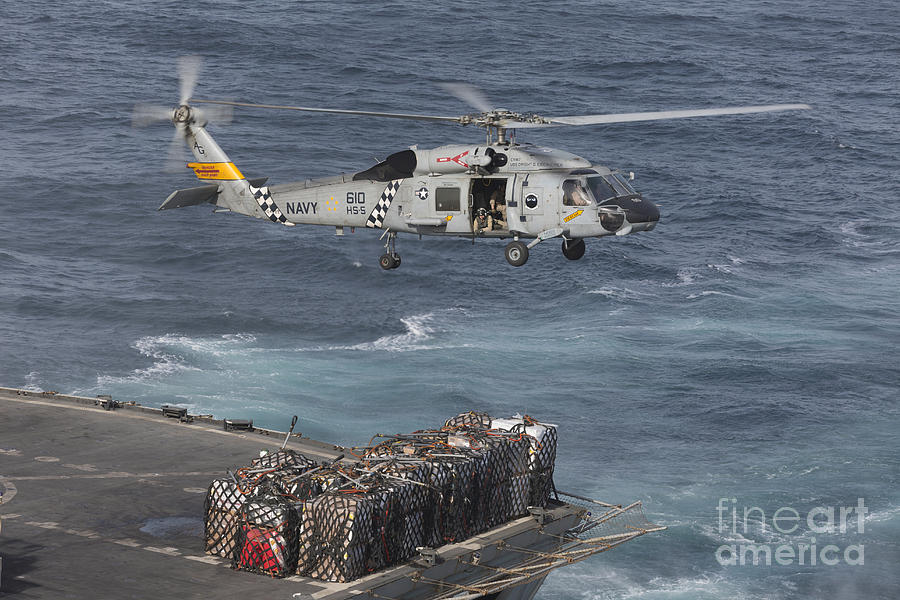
[159,177,268,211]
[159,184,219,210]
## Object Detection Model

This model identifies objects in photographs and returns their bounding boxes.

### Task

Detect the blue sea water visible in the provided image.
[1,1,899,597]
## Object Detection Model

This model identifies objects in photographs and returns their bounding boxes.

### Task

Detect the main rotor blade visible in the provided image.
[190,99,463,123]
[199,103,234,124]
[437,82,493,113]
[547,104,811,126]
[178,55,202,106]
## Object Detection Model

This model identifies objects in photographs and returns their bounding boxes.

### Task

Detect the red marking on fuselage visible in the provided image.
[436,151,469,167]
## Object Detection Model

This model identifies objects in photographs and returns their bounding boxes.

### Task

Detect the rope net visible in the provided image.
[203,413,559,582]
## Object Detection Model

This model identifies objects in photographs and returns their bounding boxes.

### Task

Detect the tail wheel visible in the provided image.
[379,254,396,270]
[562,238,586,260]
[504,241,529,267]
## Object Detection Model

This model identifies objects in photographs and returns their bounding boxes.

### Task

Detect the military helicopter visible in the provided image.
[135,57,809,268]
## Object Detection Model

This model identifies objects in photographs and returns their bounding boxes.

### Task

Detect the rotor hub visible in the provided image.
[172,104,193,125]
[461,110,551,129]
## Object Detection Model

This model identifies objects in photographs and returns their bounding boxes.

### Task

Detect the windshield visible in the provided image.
[606,173,636,197]
[586,176,616,202]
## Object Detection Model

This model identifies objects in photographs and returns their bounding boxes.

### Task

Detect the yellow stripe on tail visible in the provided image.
[188,162,244,180]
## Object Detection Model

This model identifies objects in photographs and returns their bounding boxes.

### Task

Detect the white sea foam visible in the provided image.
[140,333,257,358]
[696,519,793,546]
[586,287,645,300]
[687,290,740,300]
[291,311,473,354]
[839,220,861,236]
[708,255,746,274]
[838,218,892,249]
[864,505,900,524]
[622,573,743,600]
[553,567,743,600]
[22,371,44,392]
[91,333,257,388]
[344,313,436,352]
[95,339,197,387]
[661,267,700,287]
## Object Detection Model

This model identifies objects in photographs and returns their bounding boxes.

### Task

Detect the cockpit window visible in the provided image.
[586,176,616,202]
[562,179,593,206]
[606,173,636,197]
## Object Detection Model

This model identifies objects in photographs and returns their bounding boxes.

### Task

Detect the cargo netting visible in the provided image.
[203,413,559,582]
[556,491,665,543]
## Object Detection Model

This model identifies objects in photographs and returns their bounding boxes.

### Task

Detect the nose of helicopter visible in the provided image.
[624,197,659,225]
[600,197,659,231]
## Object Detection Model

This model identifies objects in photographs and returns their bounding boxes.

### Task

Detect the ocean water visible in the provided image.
[1,1,898,598]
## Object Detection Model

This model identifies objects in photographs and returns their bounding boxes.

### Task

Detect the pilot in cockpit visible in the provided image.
[563,180,591,206]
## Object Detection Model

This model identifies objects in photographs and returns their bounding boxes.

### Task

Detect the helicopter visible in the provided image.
[135,57,810,269]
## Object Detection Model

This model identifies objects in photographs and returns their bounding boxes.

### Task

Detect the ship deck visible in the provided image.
[0,389,656,600]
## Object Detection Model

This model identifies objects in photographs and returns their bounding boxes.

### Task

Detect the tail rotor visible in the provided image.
[131,55,232,171]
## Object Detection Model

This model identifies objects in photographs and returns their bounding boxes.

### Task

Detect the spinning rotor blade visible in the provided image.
[197,103,234,124]
[178,55,202,106]
[132,103,173,128]
[437,82,493,113]
[543,104,811,127]
[165,123,188,172]
[190,99,463,123]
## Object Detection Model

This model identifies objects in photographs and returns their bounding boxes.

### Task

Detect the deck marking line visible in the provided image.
[144,546,182,557]
[9,471,221,481]
[185,555,222,565]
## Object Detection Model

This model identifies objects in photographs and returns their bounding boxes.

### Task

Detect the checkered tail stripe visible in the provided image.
[366,179,404,228]
[249,185,289,225]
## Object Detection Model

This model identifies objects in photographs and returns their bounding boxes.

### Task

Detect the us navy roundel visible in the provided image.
[416,187,429,200]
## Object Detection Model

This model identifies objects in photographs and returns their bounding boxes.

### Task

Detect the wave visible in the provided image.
[865,504,900,525]
[343,313,436,352]
[661,268,700,287]
[549,566,745,600]
[81,333,257,390]
[22,371,44,392]
[586,287,646,300]
[707,255,746,274]
[839,219,898,250]
[291,311,472,354]
[686,290,742,300]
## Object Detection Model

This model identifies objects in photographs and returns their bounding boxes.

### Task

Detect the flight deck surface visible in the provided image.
[0,388,343,598]
[0,389,661,599]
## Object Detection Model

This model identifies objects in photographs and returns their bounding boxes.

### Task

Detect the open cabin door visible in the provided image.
[468,177,511,235]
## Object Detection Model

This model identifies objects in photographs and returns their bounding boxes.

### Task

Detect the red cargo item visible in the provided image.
[239,525,288,575]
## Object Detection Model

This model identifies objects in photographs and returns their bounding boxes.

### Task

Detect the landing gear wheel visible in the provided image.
[504,241,529,267]
[379,231,401,270]
[379,254,396,270]
[562,238,586,260]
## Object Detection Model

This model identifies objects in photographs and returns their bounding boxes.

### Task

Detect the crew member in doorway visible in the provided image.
[489,188,507,230]
[473,206,491,234]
